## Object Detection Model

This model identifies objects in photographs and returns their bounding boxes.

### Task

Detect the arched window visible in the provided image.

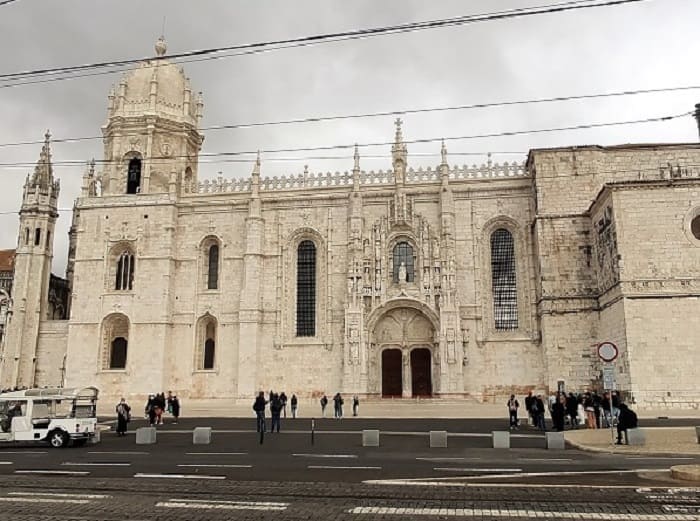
[110,337,128,369]
[296,240,316,337]
[196,315,217,370]
[101,313,129,370]
[115,251,135,291]
[24,228,29,245]
[392,242,414,283]
[127,157,142,194]
[34,228,41,246]
[207,244,219,289]
[490,228,518,331]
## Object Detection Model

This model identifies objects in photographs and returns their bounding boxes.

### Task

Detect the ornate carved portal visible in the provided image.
[372,307,435,397]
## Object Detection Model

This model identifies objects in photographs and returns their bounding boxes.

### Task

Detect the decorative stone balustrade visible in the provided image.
[193,161,528,194]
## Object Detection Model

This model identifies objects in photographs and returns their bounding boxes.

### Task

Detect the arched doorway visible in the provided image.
[411,348,432,397]
[372,304,436,397]
[381,349,402,397]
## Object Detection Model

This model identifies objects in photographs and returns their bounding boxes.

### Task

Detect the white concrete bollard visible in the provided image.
[626,428,645,446]
[193,427,212,445]
[89,429,101,445]
[135,427,156,445]
[429,431,448,448]
[492,431,510,449]
[362,429,379,447]
[546,431,565,450]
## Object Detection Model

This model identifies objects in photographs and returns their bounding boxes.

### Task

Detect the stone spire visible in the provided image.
[391,118,408,173]
[352,144,361,191]
[440,139,450,186]
[31,130,54,190]
[249,151,262,217]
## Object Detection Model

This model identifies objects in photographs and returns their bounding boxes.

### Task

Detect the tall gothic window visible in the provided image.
[127,157,142,194]
[207,244,219,289]
[203,320,216,370]
[115,251,135,291]
[101,313,129,370]
[296,240,316,337]
[393,242,414,283]
[196,315,217,370]
[490,228,518,331]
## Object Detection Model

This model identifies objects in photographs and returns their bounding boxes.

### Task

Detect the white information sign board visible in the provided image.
[603,365,616,390]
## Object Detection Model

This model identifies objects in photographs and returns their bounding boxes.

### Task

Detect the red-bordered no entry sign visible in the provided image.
[597,341,618,363]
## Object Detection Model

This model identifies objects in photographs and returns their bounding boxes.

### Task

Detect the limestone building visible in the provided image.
[1,38,698,407]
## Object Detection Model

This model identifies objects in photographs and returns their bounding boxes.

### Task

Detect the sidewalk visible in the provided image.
[97,397,700,420]
[565,427,700,456]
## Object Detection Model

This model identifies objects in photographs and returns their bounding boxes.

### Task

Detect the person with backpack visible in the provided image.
[270,393,282,433]
[333,393,344,419]
[115,398,131,436]
[253,391,267,433]
[507,394,519,429]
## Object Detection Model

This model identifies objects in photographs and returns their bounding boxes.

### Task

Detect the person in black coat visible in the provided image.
[170,395,180,424]
[616,403,638,444]
[551,393,566,432]
[253,391,267,433]
[566,392,578,429]
[270,393,282,433]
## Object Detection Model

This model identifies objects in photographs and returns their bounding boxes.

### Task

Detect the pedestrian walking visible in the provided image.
[320,394,328,417]
[566,392,578,429]
[115,398,131,436]
[552,393,566,431]
[616,403,638,445]
[352,395,360,417]
[280,392,288,418]
[170,395,180,424]
[270,393,282,433]
[253,391,267,433]
[535,394,546,430]
[145,394,157,426]
[507,394,519,429]
[291,394,298,418]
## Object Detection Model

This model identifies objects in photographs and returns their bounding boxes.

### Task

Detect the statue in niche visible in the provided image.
[398,262,407,284]
[432,237,441,260]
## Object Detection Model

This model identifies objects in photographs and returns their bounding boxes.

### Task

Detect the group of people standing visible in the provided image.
[319,393,360,418]
[512,390,638,443]
[114,391,181,436]
[253,391,298,433]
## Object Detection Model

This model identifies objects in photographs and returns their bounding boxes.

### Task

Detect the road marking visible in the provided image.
[8,492,111,499]
[0,497,91,505]
[135,473,226,480]
[185,452,248,456]
[88,451,148,455]
[433,467,523,473]
[293,453,358,458]
[308,465,381,470]
[518,458,572,462]
[61,462,131,467]
[416,457,482,462]
[443,468,667,480]
[169,499,288,507]
[365,480,700,490]
[157,500,287,511]
[0,451,47,454]
[0,462,13,465]
[177,464,252,468]
[348,506,700,519]
[14,470,90,476]
[629,457,695,460]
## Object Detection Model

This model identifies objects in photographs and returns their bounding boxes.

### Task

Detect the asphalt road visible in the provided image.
[0,417,697,520]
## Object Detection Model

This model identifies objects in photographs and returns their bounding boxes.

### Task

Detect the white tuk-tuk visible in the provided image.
[0,386,99,448]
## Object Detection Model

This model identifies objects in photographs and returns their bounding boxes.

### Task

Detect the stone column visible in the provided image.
[402,348,411,398]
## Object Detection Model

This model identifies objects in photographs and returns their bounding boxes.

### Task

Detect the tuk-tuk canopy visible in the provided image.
[0,386,99,401]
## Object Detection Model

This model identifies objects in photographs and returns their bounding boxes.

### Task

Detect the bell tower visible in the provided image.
[0,131,59,389]
[100,37,204,196]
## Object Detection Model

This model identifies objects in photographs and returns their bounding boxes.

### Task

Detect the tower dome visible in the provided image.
[107,36,203,125]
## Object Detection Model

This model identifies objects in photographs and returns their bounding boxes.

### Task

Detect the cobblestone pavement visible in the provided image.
[0,476,698,520]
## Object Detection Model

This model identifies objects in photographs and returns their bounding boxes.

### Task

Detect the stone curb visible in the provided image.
[670,465,700,482]
[565,438,699,457]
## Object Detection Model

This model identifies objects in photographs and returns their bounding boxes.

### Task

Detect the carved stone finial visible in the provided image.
[252,151,261,177]
[441,139,447,165]
[155,36,167,57]
[394,118,403,141]
[353,144,360,171]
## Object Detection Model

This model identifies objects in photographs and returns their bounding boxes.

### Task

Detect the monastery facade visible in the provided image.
[1,38,699,407]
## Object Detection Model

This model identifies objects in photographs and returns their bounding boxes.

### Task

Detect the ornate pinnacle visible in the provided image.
[252,150,261,176]
[441,139,447,166]
[353,144,360,171]
[394,118,403,144]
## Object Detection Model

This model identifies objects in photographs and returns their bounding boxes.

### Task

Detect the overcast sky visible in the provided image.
[0,0,698,274]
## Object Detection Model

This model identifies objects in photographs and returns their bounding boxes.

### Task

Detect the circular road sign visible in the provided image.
[597,341,618,363]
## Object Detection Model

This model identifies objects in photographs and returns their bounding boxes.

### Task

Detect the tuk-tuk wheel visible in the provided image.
[48,429,69,448]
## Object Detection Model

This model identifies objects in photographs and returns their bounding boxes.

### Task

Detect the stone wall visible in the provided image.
[35,320,68,386]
